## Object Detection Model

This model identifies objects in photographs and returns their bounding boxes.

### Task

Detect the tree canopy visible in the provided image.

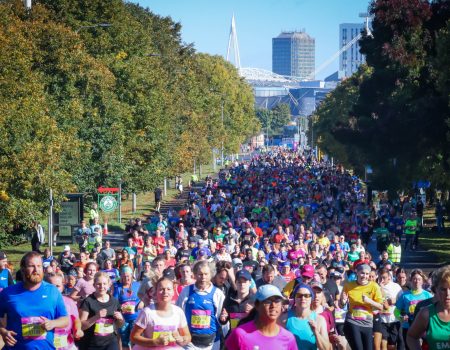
[0,0,259,245]
[314,0,450,193]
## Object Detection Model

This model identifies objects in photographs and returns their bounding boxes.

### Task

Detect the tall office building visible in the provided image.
[272,31,315,80]
[339,23,365,78]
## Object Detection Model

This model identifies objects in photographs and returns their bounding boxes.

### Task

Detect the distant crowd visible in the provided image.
[0,149,449,350]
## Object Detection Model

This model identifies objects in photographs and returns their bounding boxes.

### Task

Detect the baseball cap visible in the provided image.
[63,245,71,252]
[301,264,315,278]
[0,251,7,260]
[255,284,286,302]
[310,281,323,290]
[236,270,252,281]
[232,258,243,267]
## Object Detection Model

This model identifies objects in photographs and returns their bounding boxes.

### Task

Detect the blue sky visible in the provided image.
[131,0,372,79]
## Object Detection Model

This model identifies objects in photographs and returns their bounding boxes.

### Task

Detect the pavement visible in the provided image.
[367,232,445,274]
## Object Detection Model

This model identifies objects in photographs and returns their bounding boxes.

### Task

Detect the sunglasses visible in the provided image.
[295,293,312,299]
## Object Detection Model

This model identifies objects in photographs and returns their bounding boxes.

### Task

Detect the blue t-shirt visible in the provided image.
[396,289,433,329]
[113,281,141,322]
[0,281,68,349]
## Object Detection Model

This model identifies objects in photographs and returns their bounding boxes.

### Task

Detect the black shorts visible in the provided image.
[381,322,400,345]
[373,314,382,333]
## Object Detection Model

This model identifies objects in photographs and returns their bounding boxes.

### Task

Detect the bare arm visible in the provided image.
[314,315,331,350]
[130,324,165,347]
[406,307,429,350]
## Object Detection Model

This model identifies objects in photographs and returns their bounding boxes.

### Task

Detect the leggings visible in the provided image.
[344,321,373,350]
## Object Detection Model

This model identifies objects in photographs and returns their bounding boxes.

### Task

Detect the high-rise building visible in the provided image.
[339,23,365,78]
[272,31,315,80]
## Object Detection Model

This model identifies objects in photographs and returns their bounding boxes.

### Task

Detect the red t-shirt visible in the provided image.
[152,236,166,255]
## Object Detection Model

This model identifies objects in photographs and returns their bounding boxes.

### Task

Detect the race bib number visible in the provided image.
[152,325,176,344]
[54,329,69,349]
[229,312,247,329]
[94,318,114,336]
[351,306,371,321]
[21,317,46,340]
[121,301,136,315]
[191,310,211,329]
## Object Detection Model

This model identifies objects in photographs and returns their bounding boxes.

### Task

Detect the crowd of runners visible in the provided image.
[0,149,449,350]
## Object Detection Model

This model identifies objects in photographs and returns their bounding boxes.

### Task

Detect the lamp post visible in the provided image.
[75,23,112,33]
[221,101,224,166]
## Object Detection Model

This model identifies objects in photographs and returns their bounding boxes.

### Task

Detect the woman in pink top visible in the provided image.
[46,273,84,350]
[225,284,298,350]
[70,262,97,305]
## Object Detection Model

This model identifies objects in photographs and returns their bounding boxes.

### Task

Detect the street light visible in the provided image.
[75,23,112,33]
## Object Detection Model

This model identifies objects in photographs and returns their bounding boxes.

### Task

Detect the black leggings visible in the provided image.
[344,321,373,350]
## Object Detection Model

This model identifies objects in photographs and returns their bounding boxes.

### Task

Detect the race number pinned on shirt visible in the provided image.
[191,309,211,329]
[94,318,114,336]
[121,301,136,314]
[229,312,247,329]
[152,325,176,344]
[351,306,371,321]
[54,329,69,349]
[21,317,47,340]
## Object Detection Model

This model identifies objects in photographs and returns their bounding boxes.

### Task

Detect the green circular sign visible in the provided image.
[99,195,118,213]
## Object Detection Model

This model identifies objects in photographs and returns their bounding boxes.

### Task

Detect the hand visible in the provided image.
[113,311,123,321]
[40,317,55,331]
[341,291,348,304]
[98,309,107,318]
[243,302,253,313]
[74,329,84,340]
[1,329,17,347]
[172,330,184,344]
[156,334,170,346]
[402,314,409,322]
[220,308,228,322]
[308,318,318,333]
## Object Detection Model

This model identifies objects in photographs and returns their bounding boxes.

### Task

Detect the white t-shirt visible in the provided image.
[132,304,187,350]
[380,281,403,324]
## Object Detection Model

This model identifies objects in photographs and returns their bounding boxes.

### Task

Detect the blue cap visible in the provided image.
[236,270,252,281]
[255,284,285,302]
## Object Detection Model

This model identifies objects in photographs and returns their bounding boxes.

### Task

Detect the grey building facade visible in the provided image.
[339,23,365,78]
[272,31,315,80]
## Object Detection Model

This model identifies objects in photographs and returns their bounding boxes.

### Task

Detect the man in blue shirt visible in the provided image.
[0,251,68,349]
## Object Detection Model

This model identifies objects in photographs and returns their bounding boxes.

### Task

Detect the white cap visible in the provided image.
[63,245,71,252]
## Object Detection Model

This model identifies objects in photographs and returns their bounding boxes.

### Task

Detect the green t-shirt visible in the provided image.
[404,219,418,235]
[426,303,450,350]
[347,251,360,262]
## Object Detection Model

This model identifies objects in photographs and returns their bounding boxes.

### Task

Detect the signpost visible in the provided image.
[98,186,121,223]
[53,193,84,244]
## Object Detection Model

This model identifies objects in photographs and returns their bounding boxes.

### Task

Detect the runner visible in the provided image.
[341,264,383,350]
[395,269,432,350]
[225,284,298,350]
[45,272,84,350]
[131,277,191,349]
[282,283,329,350]
[79,272,124,350]
[407,265,450,350]
[176,261,225,350]
[113,266,142,350]
[0,251,69,349]
[0,251,13,292]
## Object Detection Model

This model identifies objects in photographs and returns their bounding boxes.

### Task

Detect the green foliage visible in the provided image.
[0,0,259,240]
[315,0,450,192]
[256,103,290,136]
